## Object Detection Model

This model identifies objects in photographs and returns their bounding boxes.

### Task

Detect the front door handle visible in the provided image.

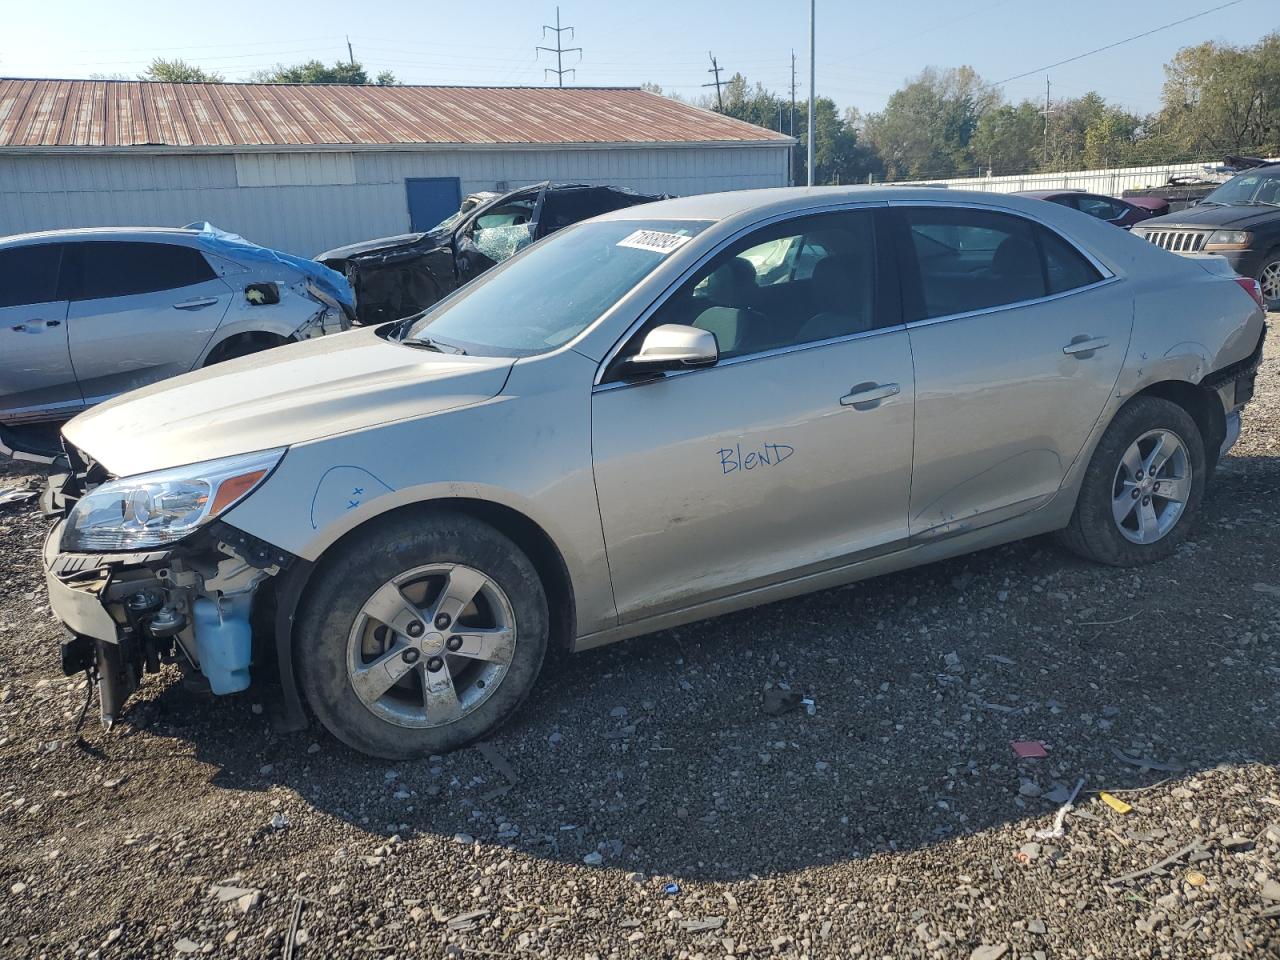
[840,381,900,409]
[1062,336,1110,357]
[173,297,220,310]
[9,319,61,332]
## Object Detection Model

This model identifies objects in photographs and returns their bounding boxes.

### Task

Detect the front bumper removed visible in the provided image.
[43,516,295,726]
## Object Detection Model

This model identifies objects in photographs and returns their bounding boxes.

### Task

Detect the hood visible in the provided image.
[1139,203,1279,230]
[62,327,514,478]
[316,230,445,263]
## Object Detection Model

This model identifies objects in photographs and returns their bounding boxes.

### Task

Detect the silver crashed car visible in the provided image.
[42,187,1265,759]
[1,224,354,460]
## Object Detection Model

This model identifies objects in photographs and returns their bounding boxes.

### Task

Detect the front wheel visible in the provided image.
[296,511,549,758]
[1058,396,1205,567]
[1257,252,1280,311]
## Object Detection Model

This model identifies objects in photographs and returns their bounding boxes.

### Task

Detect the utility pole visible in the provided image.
[703,53,724,111]
[1042,76,1051,169]
[789,50,796,137]
[536,6,581,87]
[346,36,355,67]
[807,0,816,186]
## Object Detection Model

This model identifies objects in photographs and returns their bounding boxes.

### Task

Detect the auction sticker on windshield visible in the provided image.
[616,229,694,255]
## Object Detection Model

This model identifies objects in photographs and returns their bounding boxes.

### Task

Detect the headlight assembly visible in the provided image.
[1205,230,1252,250]
[62,448,285,552]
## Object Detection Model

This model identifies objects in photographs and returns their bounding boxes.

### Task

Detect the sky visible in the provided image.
[0,0,1274,119]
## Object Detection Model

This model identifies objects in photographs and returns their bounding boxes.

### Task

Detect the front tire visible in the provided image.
[1058,396,1205,567]
[296,511,549,759]
[1257,252,1280,311]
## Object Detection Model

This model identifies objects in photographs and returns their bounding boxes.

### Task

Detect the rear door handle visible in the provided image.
[1062,336,1110,357]
[840,382,900,409]
[173,297,219,310]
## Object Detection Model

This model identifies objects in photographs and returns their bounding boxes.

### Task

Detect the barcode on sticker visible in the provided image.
[616,230,692,254]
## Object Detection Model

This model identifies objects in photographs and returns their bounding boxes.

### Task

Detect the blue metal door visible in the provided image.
[406,177,462,232]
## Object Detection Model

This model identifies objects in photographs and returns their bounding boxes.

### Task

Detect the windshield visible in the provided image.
[1202,170,1280,206]
[400,219,711,357]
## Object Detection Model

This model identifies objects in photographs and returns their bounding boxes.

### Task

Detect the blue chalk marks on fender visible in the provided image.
[719,442,795,475]
[310,466,395,529]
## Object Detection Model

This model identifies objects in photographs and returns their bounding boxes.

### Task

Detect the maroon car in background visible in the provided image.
[1015,190,1169,229]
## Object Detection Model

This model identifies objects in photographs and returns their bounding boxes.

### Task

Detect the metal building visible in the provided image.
[0,80,793,256]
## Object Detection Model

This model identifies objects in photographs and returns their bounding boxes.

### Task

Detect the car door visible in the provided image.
[0,243,81,421]
[454,185,547,284]
[63,240,233,403]
[892,203,1132,539]
[591,207,916,623]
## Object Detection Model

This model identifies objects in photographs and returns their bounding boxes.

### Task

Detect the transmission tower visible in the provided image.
[536,7,582,87]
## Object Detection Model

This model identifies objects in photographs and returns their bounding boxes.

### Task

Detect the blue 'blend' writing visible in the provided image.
[719,442,796,475]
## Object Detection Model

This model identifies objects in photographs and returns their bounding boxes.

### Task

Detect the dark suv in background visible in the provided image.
[1131,160,1280,308]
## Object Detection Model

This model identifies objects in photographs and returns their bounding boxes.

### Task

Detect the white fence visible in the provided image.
[879,158,1278,198]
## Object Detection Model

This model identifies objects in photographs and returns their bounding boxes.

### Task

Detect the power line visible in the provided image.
[995,0,1248,86]
[536,6,581,87]
[703,53,725,110]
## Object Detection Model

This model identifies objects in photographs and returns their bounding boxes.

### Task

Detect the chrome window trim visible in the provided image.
[592,322,908,394]
[592,200,889,387]
[900,274,1122,332]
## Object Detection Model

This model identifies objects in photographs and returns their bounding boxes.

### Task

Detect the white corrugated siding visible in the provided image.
[0,144,791,255]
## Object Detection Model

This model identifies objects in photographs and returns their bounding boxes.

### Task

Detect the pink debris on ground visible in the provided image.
[1011,740,1048,759]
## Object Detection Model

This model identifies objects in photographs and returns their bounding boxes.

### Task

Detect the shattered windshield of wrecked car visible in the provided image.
[399,219,711,358]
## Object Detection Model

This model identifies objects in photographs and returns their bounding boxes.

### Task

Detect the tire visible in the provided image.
[295,511,549,759]
[1257,252,1280,311]
[1057,396,1205,567]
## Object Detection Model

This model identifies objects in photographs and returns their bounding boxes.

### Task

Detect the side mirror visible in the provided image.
[627,324,719,372]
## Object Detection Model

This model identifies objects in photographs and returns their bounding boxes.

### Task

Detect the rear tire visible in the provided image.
[296,511,549,759]
[1057,396,1205,567]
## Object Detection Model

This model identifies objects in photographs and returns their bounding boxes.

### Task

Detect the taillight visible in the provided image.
[1235,276,1266,310]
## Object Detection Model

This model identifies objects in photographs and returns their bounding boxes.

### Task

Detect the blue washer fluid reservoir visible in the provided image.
[192,595,253,695]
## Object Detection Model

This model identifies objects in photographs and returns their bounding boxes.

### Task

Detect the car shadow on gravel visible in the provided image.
[132,453,1280,882]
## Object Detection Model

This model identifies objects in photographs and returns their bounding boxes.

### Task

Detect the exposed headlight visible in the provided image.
[62,448,285,552]
[1130,227,1148,239]
[1205,230,1252,250]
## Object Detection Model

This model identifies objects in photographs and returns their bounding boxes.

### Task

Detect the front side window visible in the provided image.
[900,207,1101,320]
[642,210,881,361]
[403,219,711,357]
[67,242,216,301]
[0,244,63,308]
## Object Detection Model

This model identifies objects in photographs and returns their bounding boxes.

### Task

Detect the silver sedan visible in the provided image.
[43,187,1266,759]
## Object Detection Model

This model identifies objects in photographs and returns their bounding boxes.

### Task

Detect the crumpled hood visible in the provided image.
[316,229,446,264]
[1142,204,1279,230]
[62,327,513,477]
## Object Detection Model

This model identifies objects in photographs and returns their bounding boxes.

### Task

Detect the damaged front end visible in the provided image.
[43,444,294,727]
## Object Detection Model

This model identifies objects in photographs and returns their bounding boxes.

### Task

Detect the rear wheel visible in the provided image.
[1058,396,1205,567]
[296,512,549,758]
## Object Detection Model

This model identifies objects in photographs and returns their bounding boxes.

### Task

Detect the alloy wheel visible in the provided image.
[1111,428,1192,545]
[1260,260,1280,304]
[346,563,516,728]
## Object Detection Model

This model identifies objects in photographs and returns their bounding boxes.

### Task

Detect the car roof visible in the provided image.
[0,225,205,248]
[595,185,1098,224]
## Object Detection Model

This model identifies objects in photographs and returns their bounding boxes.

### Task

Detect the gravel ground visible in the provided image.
[1,324,1278,960]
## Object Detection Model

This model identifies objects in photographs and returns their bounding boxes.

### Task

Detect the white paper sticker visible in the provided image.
[616,229,693,255]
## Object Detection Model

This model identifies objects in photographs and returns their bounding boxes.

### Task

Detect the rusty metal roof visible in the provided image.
[0,79,791,150]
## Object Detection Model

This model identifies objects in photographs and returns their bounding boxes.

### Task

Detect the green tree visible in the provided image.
[252,60,396,85]
[863,66,998,179]
[140,58,224,83]
[971,102,1041,175]
[1157,33,1280,156]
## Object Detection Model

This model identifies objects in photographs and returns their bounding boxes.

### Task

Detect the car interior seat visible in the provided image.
[991,235,1044,303]
[795,255,875,343]
[693,256,767,355]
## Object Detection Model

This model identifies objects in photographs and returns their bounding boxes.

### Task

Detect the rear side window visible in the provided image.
[900,207,1101,320]
[64,241,216,301]
[1075,195,1126,221]
[0,244,63,308]
[1039,226,1103,294]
